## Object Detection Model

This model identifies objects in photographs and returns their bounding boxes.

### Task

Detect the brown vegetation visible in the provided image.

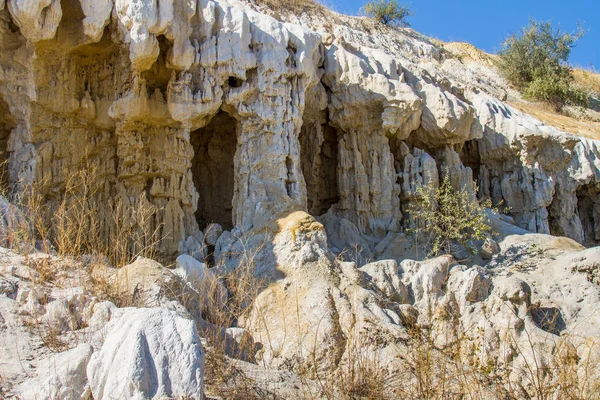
[574,68,600,95]
[250,0,323,15]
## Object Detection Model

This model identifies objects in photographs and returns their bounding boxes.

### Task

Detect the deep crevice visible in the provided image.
[141,35,174,97]
[577,184,600,246]
[228,76,244,88]
[0,96,15,188]
[190,111,238,231]
[299,110,341,216]
[530,306,566,336]
[458,140,481,185]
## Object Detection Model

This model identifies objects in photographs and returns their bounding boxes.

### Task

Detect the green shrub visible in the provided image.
[523,74,589,111]
[363,0,412,27]
[409,174,493,257]
[498,19,589,111]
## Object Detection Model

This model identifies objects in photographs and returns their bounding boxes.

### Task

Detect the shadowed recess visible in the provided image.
[0,95,15,187]
[191,111,237,231]
[299,119,341,217]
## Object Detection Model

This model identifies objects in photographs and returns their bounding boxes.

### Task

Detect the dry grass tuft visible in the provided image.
[250,0,323,15]
[574,68,600,94]
[0,165,168,352]
[201,237,269,397]
[441,41,499,66]
[509,100,600,140]
[4,166,164,271]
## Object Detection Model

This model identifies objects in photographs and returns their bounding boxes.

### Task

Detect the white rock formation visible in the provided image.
[87,307,205,400]
[0,0,598,255]
[1,0,600,397]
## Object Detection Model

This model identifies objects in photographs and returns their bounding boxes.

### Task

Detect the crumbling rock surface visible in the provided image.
[1,1,600,397]
[0,0,599,254]
[87,307,205,399]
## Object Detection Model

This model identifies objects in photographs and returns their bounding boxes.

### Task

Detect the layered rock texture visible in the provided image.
[1,0,598,256]
[1,0,600,399]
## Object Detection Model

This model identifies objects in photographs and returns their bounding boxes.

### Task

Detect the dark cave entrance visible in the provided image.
[458,140,481,186]
[548,190,566,238]
[388,136,412,226]
[190,111,238,231]
[0,96,15,188]
[577,184,600,246]
[140,34,174,97]
[299,119,341,216]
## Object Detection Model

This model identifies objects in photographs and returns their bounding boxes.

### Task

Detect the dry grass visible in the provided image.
[201,236,270,398]
[198,243,600,400]
[509,100,600,140]
[307,309,600,399]
[574,68,600,94]
[0,165,169,354]
[5,166,163,269]
[440,42,600,140]
[2,164,599,398]
[441,41,499,66]
[249,0,324,16]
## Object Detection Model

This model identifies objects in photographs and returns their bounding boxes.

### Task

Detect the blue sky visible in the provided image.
[327,0,599,69]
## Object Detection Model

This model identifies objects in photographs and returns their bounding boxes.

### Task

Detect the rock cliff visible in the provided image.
[1,0,598,257]
[1,1,600,398]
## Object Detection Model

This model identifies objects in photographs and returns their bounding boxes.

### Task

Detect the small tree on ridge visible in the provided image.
[364,0,412,27]
[498,19,589,111]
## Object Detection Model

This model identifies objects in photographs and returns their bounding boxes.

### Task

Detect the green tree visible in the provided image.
[498,19,589,111]
[363,0,412,27]
[409,174,493,257]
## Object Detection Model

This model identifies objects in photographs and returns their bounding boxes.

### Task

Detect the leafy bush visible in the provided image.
[363,0,412,27]
[409,174,493,256]
[498,19,589,111]
[523,74,589,111]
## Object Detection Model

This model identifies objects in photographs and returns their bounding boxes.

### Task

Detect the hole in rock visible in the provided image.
[299,119,341,216]
[388,136,409,186]
[228,76,244,88]
[55,0,85,39]
[530,306,566,336]
[0,96,15,188]
[548,191,565,238]
[458,140,481,184]
[1,10,25,50]
[191,111,237,231]
[285,156,295,197]
[576,184,600,246]
[141,35,174,97]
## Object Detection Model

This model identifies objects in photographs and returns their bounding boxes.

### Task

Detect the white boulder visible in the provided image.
[204,223,223,246]
[87,307,205,400]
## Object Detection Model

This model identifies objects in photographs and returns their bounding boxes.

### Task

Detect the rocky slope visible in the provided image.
[0,0,600,398]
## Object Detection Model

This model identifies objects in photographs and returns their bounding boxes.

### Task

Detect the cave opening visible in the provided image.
[140,35,174,97]
[0,96,15,189]
[388,136,408,185]
[458,140,481,186]
[190,111,237,231]
[299,117,341,217]
[576,184,600,246]
[548,191,566,238]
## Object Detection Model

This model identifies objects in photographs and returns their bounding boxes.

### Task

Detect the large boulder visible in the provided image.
[87,307,205,400]
[113,257,198,311]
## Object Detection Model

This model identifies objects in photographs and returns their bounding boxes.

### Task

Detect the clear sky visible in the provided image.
[326,0,599,70]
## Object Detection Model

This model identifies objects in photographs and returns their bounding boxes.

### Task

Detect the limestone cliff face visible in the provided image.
[0,0,599,256]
